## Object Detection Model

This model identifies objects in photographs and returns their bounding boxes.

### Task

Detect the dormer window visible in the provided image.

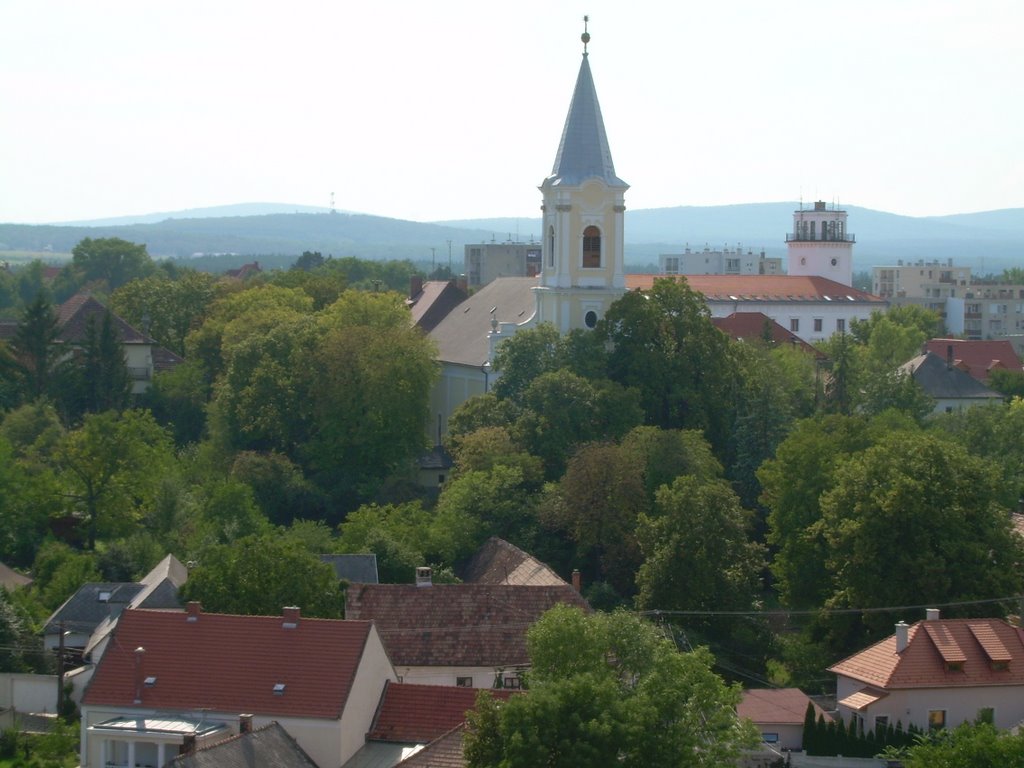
[992,661,1009,672]
[582,226,601,268]
[946,661,963,672]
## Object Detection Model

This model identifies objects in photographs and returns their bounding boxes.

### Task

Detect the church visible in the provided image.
[423,23,885,441]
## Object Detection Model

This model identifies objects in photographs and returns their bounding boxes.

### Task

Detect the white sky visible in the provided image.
[2,0,1022,224]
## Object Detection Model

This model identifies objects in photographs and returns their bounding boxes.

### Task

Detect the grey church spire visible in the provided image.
[544,18,626,189]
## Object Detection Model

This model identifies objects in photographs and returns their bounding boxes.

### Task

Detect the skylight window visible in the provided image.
[273,683,286,695]
[98,591,111,602]
[144,676,157,687]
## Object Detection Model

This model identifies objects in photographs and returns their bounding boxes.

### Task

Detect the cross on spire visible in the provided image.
[581,15,590,55]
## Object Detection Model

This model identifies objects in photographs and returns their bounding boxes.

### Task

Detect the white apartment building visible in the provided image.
[658,245,782,276]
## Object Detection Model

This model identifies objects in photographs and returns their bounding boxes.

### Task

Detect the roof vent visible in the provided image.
[415,567,433,587]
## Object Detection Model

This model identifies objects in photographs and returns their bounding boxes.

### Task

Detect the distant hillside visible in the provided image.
[2,202,1022,273]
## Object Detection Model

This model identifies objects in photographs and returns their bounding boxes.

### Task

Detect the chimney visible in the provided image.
[239,714,254,734]
[457,275,468,293]
[415,566,433,587]
[186,601,201,622]
[895,621,910,653]
[409,275,423,300]
[947,344,954,369]
[926,608,940,621]
[571,569,581,593]
[180,734,196,756]
[282,606,300,629]
[133,646,146,704]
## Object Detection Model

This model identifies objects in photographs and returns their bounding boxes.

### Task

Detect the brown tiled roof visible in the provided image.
[625,274,885,304]
[461,538,568,587]
[82,607,374,719]
[409,281,468,334]
[711,312,822,355]
[345,583,589,667]
[57,294,149,344]
[369,682,514,743]
[924,339,1024,382]
[738,688,831,726]
[829,618,1024,690]
[395,724,467,768]
[152,345,185,373]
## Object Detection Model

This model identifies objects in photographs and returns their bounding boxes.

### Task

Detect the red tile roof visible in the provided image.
[924,339,1023,382]
[345,584,589,667]
[369,682,515,743]
[82,607,374,719]
[711,312,822,355]
[829,618,1024,690]
[625,274,884,304]
[461,538,568,587]
[738,688,831,726]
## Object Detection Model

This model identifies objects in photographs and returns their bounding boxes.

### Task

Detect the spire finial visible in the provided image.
[581,15,590,55]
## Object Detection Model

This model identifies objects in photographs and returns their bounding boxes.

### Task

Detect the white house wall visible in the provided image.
[339,628,397,766]
[706,300,878,344]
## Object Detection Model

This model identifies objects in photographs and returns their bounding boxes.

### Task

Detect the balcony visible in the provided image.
[786,233,855,243]
[127,366,151,381]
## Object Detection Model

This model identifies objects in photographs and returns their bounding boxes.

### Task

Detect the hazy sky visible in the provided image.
[3,1,1022,224]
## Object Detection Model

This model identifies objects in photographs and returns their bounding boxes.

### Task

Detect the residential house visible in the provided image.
[922,338,1023,383]
[343,682,514,768]
[0,561,32,591]
[738,688,830,751]
[344,572,589,688]
[44,554,187,657]
[79,604,396,768]
[829,609,1024,732]
[407,277,468,334]
[168,720,319,768]
[318,554,379,585]
[711,311,822,356]
[898,350,1003,413]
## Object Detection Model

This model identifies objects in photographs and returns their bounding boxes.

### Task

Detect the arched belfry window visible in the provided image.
[582,226,601,268]
[548,226,555,268]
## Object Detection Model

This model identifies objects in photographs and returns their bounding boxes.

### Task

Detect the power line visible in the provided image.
[639,594,1021,619]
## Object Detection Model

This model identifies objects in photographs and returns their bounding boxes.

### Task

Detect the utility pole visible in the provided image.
[56,621,65,717]
[447,240,452,276]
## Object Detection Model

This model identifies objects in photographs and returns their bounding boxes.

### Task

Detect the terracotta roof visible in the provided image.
[369,682,515,743]
[428,277,537,368]
[624,274,885,304]
[461,538,568,587]
[57,294,149,344]
[711,312,822,355]
[738,688,831,726]
[924,339,1024,382]
[345,583,589,667]
[152,345,185,374]
[169,722,319,768]
[829,617,1024,690]
[395,724,467,768]
[837,688,888,712]
[83,607,374,719]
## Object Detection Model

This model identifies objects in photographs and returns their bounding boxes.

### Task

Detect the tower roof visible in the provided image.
[544,45,626,189]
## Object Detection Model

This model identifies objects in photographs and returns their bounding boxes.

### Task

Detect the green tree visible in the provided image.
[180,534,344,617]
[110,270,218,356]
[819,432,1024,648]
[597,278,737,455]
[5,295,66,402]
[988,369,1024,399]
[72,310,132,417]
[636,476,765,641]
[0,434,56,567]
[68,237,154,292]
[491,323,567,404]
[55,410,176,549]
[463,606,757,768]
[891,722,1024,767]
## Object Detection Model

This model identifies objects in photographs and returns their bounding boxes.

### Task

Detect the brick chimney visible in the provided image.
[947,344,954,369]
[571,569,582,593]
[410,275,423,300]
[186,601,201,622]
[180,734,196,756]
[239,714,254,734]
[282,606,300,629]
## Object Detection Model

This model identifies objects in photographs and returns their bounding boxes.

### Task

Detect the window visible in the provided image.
[836,318,846,333]
[875,715,889,731]
[503,676,522,689]
[978,707,994,724]
[790,318,800,333]
[992,661,1009,672]
[814,318,823,332]
[548,227,555,268]
[456,676,473,687]
[664,257,679,275]
[762,732,779,744]
[585,310,598,329]
[582,226,601,268]
[928,709,946,730]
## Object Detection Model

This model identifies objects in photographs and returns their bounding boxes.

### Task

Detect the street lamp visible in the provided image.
[481,360,492,393]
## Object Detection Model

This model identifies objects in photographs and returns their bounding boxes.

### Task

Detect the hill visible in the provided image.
[2,203,1022,273]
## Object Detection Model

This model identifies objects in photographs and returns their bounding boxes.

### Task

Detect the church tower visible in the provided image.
[786,201,854,286]
[534,20,628,333]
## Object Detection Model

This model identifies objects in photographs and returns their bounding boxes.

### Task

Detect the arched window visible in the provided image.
[582,226,601,268]
[548,226,555,268]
